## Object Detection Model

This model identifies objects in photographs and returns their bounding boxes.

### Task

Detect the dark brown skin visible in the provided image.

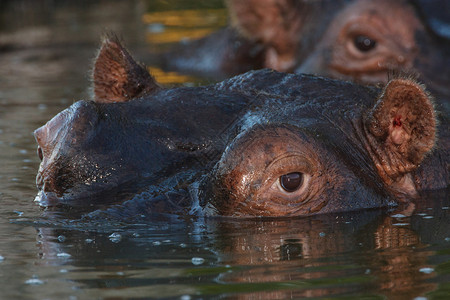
[34,38,448,218]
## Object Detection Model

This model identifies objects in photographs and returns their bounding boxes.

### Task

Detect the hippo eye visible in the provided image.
[353,35,377,52]
[279,172,304,193]
[37,146,43,161]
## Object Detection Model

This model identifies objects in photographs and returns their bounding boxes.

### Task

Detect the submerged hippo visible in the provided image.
[161,0,450,103]
[34,38,448,218]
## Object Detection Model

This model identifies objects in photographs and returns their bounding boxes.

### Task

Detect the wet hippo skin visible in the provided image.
[34,38,449,218]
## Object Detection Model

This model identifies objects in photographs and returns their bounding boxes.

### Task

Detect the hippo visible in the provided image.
[160,0,450,104]
[34,37,448,218]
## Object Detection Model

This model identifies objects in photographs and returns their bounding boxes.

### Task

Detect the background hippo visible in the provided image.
[160,0,450,106]
[34,37,448,218]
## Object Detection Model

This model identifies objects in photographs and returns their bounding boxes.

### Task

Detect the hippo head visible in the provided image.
[201,79,437,216]
[34,38,441,217]
[34,36,162,206]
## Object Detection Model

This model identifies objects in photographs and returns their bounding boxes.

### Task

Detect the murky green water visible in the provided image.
[0,1,449,299]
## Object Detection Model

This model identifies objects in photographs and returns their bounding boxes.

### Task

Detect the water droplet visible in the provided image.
[191,257,205,265]
[109,232,122,243]
[391,214,406,218]
[57,252,71,258]
[25,276,44,285]
[393,223,409,226]
[419,267,434,274]
[57,235,66,242]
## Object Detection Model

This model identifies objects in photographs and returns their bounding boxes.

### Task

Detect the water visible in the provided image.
[0,1,449,299]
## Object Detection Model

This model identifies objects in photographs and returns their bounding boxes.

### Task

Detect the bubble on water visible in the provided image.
[423,216,434,219]
[57,252,71,258]
[85,238,94,244]
[191,257,205,265]
[419,267,434,274]
[445,237,450,242]
[132,233,140,238]
[179,243,187,248]
[442,207,449,210]
[109,232,122,243]
[180,295,191,300]
[57,235,66,242]
[25,275,44,285]
[319,232,326,237]
[60,269,68,273]
[152,241,161,246]
[19,149,27,154]
[0,255,4,262]
[163,239,171,243]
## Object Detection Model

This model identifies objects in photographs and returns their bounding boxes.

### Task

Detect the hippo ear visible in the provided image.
[363,78,436,184]
[93,35,161,103]
[227,0,306,71]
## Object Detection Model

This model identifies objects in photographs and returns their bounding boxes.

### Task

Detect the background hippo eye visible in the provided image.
[279,172,303,192]
[354,35,377,52]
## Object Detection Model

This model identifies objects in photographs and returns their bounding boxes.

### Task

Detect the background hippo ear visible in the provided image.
[93,35,161,103]
[226,0,307,71]
[363,78,436,184]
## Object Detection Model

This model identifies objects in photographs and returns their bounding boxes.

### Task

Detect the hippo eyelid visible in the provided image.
[264,152,316,176]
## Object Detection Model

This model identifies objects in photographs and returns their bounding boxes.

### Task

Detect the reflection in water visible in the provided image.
[0,1,449,299]
[31,193,450,299]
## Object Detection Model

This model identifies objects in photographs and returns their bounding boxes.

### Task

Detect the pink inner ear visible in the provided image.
[390,114,409,146]
[393,115,402,127]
